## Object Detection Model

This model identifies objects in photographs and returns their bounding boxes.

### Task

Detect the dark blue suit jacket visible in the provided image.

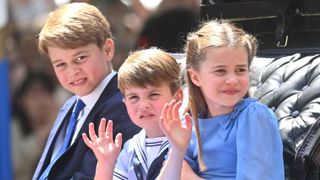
[33,74,141,180]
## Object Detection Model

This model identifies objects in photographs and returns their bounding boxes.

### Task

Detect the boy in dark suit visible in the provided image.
[32,2,140,180]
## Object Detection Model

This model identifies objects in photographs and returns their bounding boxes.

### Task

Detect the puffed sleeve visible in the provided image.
[113,140,130,180]
[184,133,200,173]
[236,102,284,180]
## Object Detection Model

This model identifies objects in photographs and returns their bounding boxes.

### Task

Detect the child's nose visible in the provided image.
[69,64,81,76]
[225,74,237,85]
[139,100,151,110]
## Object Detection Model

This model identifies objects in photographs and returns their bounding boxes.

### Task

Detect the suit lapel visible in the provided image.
[35,74,120,179]
[71,75,120,147]
[34,96,76,178]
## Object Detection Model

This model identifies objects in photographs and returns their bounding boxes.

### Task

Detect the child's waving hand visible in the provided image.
[82,118,122,180]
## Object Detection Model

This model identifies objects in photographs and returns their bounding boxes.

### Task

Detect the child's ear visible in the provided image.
[103,38,114,62]
[188,68,201,87]
[173,88,183,101]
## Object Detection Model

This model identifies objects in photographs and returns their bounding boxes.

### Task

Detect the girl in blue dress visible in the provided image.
[158,19,285,180]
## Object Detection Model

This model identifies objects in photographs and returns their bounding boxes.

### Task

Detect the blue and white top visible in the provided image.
[114,130,169,180]
[185,98,284,180]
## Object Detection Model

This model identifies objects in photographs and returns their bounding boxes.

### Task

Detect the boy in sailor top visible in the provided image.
[82,48,183,180]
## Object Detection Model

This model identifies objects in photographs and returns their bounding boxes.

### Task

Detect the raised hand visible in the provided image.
[82,118,122,166]
[159,100,192,153]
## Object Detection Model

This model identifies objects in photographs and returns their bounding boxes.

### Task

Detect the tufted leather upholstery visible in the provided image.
[250,53,320,179]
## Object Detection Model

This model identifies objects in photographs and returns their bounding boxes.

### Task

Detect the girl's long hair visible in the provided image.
[185,19,257,171]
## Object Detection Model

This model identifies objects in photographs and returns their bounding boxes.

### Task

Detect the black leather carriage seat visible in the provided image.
[250,53,320,179]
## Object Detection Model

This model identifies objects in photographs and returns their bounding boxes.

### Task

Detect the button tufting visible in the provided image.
[292,110,300,118]
[302,85,308,91]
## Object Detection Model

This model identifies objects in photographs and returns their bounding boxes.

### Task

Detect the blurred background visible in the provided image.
[0,0,201,179]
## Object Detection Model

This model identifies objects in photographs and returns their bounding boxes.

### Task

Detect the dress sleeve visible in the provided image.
[236,103,284,180]
[179,115,200,173]
[184,134,200,173]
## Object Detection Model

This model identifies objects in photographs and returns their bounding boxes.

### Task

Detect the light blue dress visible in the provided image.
[185,98,284,180]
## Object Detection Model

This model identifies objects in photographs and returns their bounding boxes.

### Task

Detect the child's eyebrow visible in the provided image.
[237,64,248,67]
[51,59,62,65]
[73,49,88,56]
[212,65,226,68]
[149,88,161,92]
[149,87,166,94]
[124,92,136,97]
[212,64,248,68]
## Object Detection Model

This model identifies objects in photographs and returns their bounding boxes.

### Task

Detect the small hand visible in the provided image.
[82,118,122,165]
[160,100,192,153]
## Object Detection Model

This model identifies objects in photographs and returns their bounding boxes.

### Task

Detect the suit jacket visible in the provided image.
[33,74,141,180]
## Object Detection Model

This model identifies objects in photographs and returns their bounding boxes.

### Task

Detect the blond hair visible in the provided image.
[38,2,112,55]
[185,19,257,171]
[118,48,181,95]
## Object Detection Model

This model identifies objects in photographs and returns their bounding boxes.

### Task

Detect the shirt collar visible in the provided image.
[78,71,116,110]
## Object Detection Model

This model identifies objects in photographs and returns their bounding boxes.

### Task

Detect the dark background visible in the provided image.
[200,0,320,56]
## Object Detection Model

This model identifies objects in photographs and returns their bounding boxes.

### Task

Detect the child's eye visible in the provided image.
[127,95,139,103]
[55,63,66,69]
[214,69,226,75]
[236,68,248,73]
[149,93,160,100]
[75,56,86,63]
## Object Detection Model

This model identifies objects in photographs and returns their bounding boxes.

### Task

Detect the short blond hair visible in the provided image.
[118,48,181,95]
[38,2,112,55]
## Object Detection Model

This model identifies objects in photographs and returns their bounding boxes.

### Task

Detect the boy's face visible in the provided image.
[47,40,114,96]
[123,83,179,138]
